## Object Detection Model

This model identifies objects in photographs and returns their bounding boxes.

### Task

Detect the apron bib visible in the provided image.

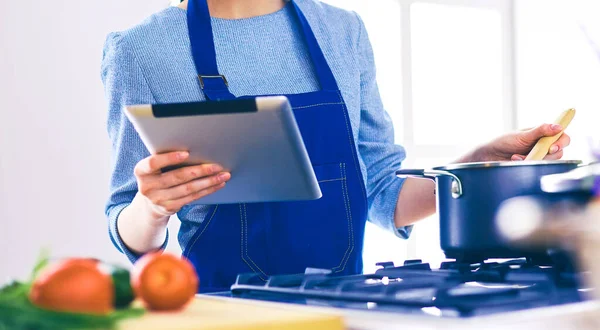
[183,0,368,293]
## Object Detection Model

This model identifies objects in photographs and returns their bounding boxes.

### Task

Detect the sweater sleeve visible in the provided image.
[101,32,169,263]
[354,14,413,239]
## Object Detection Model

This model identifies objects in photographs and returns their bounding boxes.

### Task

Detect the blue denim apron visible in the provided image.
[183,0,368,293]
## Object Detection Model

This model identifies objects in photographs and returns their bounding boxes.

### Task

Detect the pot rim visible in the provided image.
[433,160,582,171]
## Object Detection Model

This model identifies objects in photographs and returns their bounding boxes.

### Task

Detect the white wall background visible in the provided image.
[0,0,185,281]
[1,0,599,281]
[516,0,600,157]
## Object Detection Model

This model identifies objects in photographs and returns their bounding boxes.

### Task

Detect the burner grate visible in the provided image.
[230,259,586,317]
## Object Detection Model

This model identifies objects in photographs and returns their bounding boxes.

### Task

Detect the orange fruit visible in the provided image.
[131,253,198,311]
[29,258,114,315]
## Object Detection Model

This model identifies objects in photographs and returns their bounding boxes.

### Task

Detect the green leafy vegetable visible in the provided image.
[0,289,144,330]
[30,248,50,282]
[111,268,136,309]
[0,252,145,330]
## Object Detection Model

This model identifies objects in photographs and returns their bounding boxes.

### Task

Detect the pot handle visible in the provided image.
[396,169,463,199]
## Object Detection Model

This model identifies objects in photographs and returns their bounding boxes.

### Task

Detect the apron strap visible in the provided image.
[187,0,236,100]
[187,0,340,101]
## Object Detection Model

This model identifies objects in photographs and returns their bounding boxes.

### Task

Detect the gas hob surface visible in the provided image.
[228,259,592,318]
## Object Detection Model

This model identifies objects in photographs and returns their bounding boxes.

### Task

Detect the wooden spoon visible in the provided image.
[525,108,576,161]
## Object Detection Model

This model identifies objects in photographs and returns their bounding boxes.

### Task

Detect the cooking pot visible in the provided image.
[396,160,592,262]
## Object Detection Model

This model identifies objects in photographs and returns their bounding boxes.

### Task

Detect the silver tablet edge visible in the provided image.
[124,104,153,118]
[255,96,289,112]
[123,105,159,155]
[260,97,323,200]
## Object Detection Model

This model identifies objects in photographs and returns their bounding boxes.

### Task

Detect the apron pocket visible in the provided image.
[313,163,355,273]
[256,162,354,275]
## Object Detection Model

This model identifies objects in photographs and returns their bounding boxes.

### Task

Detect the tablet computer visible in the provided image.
[124,96,322,205]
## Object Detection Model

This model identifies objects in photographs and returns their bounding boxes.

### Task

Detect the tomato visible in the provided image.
[131,253,198,311]
[29,258,114,315]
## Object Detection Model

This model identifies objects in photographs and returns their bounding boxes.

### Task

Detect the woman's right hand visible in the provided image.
[134,151,231,219]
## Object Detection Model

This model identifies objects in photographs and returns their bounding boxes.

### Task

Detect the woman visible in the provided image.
[101,0,570,292]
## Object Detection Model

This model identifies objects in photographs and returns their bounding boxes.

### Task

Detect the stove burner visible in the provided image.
[230,258,590,317]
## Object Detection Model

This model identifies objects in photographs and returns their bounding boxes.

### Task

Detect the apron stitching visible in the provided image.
[239,204,247,267]
[293,102,344,110]
[332,163,352,272]
[244,204,268,278]
[341,164,355,272]
[183,205,219,259]
[242,203,268,280]
[337,90,369,212]
[239,204,257,277]
[318,178,345,183]
[331,164,346,271]
[339,163,355,272]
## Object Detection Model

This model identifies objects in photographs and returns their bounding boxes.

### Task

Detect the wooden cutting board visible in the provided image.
[120,296,345,330]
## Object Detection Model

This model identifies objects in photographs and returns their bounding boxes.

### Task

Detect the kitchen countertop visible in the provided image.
[203,295,600,330]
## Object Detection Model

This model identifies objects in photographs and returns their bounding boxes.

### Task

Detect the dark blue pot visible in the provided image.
[397,160,590,262]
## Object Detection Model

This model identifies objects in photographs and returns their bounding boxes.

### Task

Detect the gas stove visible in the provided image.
[228,258,593,318]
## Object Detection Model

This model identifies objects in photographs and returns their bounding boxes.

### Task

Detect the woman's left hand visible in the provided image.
[466,124,571,162]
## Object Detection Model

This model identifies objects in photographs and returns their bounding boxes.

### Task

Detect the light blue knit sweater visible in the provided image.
[101,0,411,263]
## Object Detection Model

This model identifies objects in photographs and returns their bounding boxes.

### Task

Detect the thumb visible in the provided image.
[522,124,563,143]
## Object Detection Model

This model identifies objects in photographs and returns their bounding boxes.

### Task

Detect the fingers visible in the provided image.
[155,164,224,189]
[544,150,564,161]
[524,124,562,143]
[135,151,189,176]
[546,124,564,136]
[158,172,231,201]
[144,173,230,214]
[549,133,571,155]
[162,182,227,213]
[511,126,570,162]
[512,149,565,161]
